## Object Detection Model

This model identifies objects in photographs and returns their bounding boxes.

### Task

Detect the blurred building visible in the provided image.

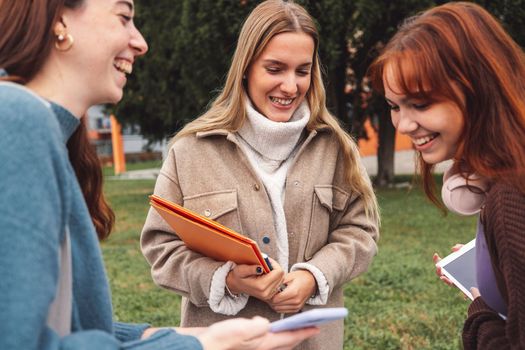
[86,105,165,164]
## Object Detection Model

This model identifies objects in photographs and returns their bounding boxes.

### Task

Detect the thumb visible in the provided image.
[248,316,270,335]
[233,264,263,278]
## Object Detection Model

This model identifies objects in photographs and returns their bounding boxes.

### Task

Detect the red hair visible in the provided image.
[0,0,115,239]
[369,2,525,204]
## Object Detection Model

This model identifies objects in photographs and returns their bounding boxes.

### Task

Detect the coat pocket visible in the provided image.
[183,189,243,234]
[304,185,350,260]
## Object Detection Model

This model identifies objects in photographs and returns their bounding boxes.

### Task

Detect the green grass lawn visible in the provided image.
[102,159,162,177]
[102,176,476,349]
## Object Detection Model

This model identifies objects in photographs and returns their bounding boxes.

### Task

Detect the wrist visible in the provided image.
[302,270,317,297]
[226,271,241,295]
[175,326,208,336]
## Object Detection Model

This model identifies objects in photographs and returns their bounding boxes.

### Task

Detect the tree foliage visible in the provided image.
[115,0,525,184]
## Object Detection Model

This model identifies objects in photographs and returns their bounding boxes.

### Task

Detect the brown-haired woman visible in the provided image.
[369,2,525,349]
[0,0,316,349]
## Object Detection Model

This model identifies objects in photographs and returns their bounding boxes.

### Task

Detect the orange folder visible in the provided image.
[149,194,272,273]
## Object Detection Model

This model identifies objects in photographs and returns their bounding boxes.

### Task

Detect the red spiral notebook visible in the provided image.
[149,194,272,273]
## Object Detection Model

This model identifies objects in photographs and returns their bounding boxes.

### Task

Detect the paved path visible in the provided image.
[109,149,452,180]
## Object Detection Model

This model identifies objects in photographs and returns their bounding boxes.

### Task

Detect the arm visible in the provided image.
[304,192,379,294]
[141,147,226,306]
[462,185,525,349]
[270,189,379,313]
[143,317,319,350]
[0,88,203,350]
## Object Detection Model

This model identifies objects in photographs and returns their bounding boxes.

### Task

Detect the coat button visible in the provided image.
[204,209,212,217]
[262,236,270,244]
[293,180,300,186]
[253,184,260,191]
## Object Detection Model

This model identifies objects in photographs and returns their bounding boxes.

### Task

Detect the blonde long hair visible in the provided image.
[173,0,379,220]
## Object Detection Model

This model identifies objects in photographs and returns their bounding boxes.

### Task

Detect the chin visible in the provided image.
[106,90,124,105]
[271,116,293,122]
[266,112,293,123]
[421,152,450,165]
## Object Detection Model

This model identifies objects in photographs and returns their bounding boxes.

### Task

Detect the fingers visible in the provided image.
[199,317,270,350]
[451,243,464,252]
[433,253,454,286]
[269,286,304,313]
[270,302,303,314]
[471,287,481,299]
[233,264,266,279]
[262,327,320,349]
[439,275,454,286]
[229,263,285,301]
[241,316,271,340]
[433,253,442,278]
[269,271,316,313]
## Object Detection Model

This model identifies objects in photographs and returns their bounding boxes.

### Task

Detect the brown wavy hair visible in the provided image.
[0,0,114,239]
[368,2,525,204]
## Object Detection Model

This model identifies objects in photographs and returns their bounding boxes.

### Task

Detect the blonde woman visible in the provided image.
[141,1,379,348]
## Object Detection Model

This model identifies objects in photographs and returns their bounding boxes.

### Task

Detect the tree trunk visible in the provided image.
[374,109,396,187]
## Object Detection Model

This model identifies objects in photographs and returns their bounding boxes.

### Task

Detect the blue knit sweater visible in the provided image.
[0,83,203,350]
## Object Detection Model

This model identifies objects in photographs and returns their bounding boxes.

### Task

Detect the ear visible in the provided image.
[53,18,67,37]
[53,16,74,52]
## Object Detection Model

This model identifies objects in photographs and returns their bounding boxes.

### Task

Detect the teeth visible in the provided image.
[413,134,437,146]
[114,59,132,74]
[270,96,293,106]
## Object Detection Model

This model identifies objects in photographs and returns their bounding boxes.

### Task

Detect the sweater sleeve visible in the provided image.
[113,322,151,343]
[462,184,525,349]
[302,189,379,293]
[0,86,204,350]
[141,146,225,307]
[0,88,72,350]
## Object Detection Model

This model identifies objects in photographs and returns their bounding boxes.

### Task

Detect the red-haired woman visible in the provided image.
[369,2,525,349]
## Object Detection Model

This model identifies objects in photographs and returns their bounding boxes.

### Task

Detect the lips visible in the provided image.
[413,133,438,146]
[114,58,132,74]
[270,96,294,106]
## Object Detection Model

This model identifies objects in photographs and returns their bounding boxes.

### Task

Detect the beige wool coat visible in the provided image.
[141,128,379,349]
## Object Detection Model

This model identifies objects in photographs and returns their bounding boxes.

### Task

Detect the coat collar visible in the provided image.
[196,127,326,141]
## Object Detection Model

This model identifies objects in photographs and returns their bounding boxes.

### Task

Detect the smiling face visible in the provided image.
[60,0,148,105]
[383,64,465,164]
[245,31,314,122]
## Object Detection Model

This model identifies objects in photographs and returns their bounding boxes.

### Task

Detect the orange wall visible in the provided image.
[358,119,412,156]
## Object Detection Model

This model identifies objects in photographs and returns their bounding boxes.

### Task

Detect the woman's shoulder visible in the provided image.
[486,181,525,204]
[484,181,525,228]
[0,82,55,129]
[170,130,232,152]
[0,83,63,163]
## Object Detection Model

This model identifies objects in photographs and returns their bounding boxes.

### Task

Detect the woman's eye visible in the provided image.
[413,102,431,110]
[297,70,310,76]
[266,67,280,74]
[119,14,132,23]
[388,104,399,112]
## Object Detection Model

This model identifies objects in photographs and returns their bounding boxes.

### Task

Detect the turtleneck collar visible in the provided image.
[50,102,81,143]
[237,99,310,161]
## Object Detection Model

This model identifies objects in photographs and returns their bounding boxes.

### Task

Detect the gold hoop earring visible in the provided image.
[55,33,74,51]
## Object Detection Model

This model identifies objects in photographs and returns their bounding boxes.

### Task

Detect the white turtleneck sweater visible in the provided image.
[208,100,329,315]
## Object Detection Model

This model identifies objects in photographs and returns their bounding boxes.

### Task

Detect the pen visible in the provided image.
[262,253,273,271]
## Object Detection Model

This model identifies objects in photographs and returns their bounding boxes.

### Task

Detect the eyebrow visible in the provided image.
[262,59,313,67]
[116,0,134,13]
[386,97,407,105]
